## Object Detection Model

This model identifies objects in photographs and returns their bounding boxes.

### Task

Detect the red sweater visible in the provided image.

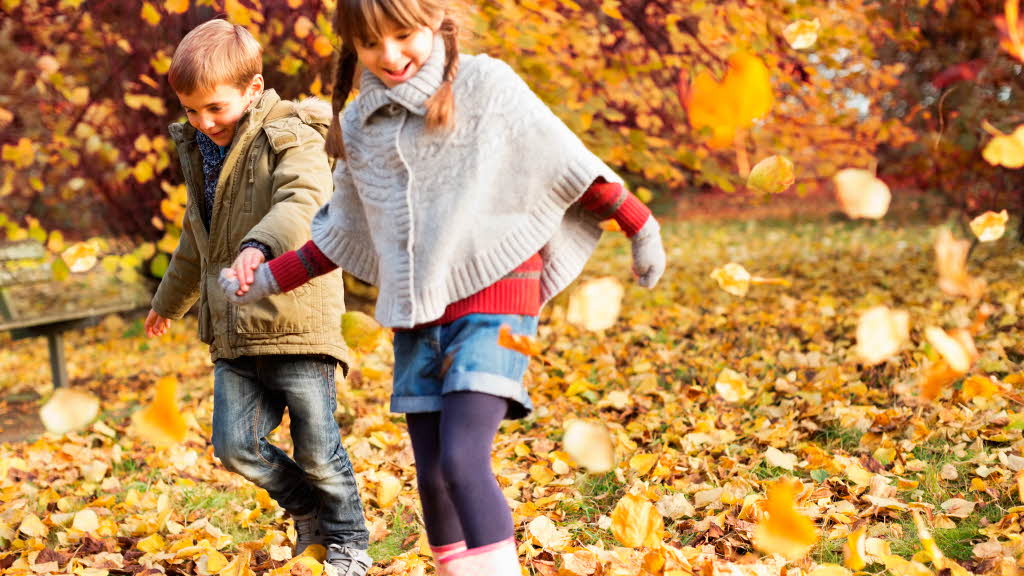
[268,180,651,327]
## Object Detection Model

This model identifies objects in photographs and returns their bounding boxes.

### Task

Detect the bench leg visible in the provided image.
[47,332,69,388]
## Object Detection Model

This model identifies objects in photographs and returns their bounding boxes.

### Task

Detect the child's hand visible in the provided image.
[630,218,666,288]
[145,309,172,337]
[230,247,267,294]
[219,265,281,305]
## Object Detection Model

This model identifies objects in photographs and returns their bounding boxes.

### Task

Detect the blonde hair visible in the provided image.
[326,0,459,158]
[168,19,263,95]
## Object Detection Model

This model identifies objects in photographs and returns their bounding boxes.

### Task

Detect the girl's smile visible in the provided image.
[355,24,436,88]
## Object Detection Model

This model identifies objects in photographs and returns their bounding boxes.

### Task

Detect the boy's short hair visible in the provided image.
[168,19,262,95]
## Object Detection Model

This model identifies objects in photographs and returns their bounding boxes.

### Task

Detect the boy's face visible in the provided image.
[355,22,436,89]
[178,75,264,147]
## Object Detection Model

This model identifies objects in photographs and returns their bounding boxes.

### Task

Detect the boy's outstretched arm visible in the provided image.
[579,180,666,288]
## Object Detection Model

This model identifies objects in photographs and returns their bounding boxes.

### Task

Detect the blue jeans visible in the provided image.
[211,355,368,548]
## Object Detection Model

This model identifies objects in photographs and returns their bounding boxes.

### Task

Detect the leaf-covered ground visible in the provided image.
[2,218,1023,576]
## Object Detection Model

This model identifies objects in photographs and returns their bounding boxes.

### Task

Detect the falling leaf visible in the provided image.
[753,478,818,560]
[39,388,100,434]
[924,327,977,374]
[61,240,101,273]
[844,525,867,570]
[911,510,944,564]
[747,155,795,194]
[997,0,1024,61]
[934,228,986,300]
[982,124,1024,168]
[834,169,891,219]
[856,306,910,365]
[376,473,401,509]
[783,18,821,50]
[711,263,751,296]
[610,493,664,548]
[132,375,188,445]
[715,368,753,402]
[969,210,1009,242]
[685,53,773,148]
[562,419,616,473]
[497,323,542,356]
[566,276,624,331]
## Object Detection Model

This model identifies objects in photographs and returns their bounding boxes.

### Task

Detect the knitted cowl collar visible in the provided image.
[353,34,447,125]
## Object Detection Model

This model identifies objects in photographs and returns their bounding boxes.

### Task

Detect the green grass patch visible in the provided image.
[369,504,420,563]
[811,425,862,454]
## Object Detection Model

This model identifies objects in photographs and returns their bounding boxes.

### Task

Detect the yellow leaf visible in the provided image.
[753,478,817,560]
[530,463,555,485]
[982,125,1024,168]
[61,240,100,273]
[747,155,795,194]
[137,533,166,553]
[710,262,751,296]
[969,210,1009,242]
[219,549,256,576]
[856,306,910,365]
[783,18,821,50]
[196,550,229,575]
[919,359,961,401]
[132,376,188,445]
[313,36,334,58]
[809,566,852,576]
[961,375,999,401]
[134,160,155,183]
[629,453,659,476]
[933,228,985,299]
[376,473,401,509]
[601,0,624,19]
[141,2,161,26]
[844,525,867,570]
[527,515,569,550]
[151,51,173,75]
[833,168,890,219]
[72,509,100,533]
[164,0,188,14]
[715,368,752,402]
[911,510,944,564]
[610,493,664,548]
[18,514,48,538]
[341,311,384,352]
[39,388,100,434]
[924,327,977,374]
[287,0,303,7]
[497,323,542,356]
[2,137,35,169]
[562,419,616,473]
[566,276,624,331]
[765,447,798,471]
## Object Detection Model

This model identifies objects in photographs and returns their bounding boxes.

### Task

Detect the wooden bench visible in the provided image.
[0,240,151,388]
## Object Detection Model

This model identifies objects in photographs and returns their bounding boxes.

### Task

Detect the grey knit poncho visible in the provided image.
[311,36,623,328]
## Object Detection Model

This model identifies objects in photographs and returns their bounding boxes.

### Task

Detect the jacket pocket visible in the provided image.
[234,283,314,335]
[198,283,212,344]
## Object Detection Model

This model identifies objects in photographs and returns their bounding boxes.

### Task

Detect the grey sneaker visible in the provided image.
[326,544,372,576]
[292,509,324,555]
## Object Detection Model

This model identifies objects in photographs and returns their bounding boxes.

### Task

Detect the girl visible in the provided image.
[220,0,666,573]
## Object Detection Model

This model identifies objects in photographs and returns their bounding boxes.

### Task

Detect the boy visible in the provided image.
[144,19,371,576]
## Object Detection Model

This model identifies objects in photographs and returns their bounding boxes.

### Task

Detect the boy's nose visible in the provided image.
[199,116,216,130]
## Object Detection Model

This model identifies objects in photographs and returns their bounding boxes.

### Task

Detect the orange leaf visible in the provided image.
[497,324,542,356]
[610,493,664,547]
[132,375,188,445]
[753,478,818,560]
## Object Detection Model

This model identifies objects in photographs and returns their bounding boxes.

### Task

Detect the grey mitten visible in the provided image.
[219,264,281,305]
[630,217,666,288]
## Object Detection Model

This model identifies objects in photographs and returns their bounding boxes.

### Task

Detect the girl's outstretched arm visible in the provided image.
[579,179,666,288]
[219,239,339,304]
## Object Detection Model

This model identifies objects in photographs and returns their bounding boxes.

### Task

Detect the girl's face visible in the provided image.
[354,22,436,88]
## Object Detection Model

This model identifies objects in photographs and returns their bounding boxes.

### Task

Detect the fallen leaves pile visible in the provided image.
[1,218,1023,576]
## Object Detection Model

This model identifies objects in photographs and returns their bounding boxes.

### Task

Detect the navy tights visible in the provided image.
[405,391,512,548]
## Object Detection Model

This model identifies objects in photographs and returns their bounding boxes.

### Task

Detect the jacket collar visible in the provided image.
[168,89,282,147]
[353,34,447,126]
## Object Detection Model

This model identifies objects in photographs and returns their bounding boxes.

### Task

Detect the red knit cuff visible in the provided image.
[298,240,339,276]
[267,251,313,293]
[579,181,623,216]
[615,194,652,237]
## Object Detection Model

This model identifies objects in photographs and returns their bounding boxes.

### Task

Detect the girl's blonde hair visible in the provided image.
[326,0,459,158]
[168,19,263,95]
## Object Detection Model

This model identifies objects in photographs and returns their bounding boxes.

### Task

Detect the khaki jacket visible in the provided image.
[152,90,348,368]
